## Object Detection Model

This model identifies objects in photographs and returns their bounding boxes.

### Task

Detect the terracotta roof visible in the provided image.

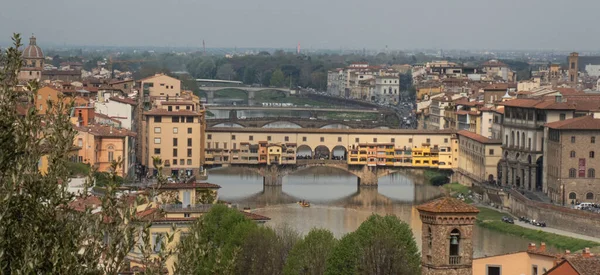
[109,97,136,105]
[241,211,271,221]
[74,124,136,137]
[566,256,600,275]
[156,182,221,190]
[483,83,515,90]
[109,79,134,85]
[69,196,102,212]
[143,109,201,116]
[545,115,600,130]
[208,127,456,135]
[42,69,80,76]
[160,101,194,105]
[22,36,44,59]
[458,130,501,144]
[416,196,480,214]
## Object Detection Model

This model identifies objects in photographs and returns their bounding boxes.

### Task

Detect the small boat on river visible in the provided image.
[298,200,311,207]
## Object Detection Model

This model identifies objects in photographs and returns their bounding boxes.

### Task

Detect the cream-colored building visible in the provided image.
[456,130,502,186]
[473,243,555,275]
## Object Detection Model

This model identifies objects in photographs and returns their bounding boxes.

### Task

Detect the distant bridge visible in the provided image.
[206,105,380,113]
[206,118,396,129]
[197,84,293,104]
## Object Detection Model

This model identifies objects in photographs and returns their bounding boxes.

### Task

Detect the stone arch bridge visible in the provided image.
[229,160,406,186]
[199,86,292,105]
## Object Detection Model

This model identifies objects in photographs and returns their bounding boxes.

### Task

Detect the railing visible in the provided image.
[160,204,214,212]
[449,255,462,265]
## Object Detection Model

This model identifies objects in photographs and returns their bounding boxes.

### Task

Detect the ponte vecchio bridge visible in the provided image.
[204,128,458,186]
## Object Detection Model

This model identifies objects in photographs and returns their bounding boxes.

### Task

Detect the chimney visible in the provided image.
[540,242,546,252]
[242,207,251,213]
[109,126,113,134]
[528,243,537,251]
[565,250,571,255]
[583,248,592,258]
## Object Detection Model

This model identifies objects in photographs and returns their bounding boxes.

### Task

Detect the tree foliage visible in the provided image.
[283,228,337,275]
[270,69,286,87]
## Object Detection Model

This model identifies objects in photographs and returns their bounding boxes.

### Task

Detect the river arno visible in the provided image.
[206,166,554,258]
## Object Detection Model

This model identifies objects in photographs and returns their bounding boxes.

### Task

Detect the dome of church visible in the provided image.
[23,35,44,59]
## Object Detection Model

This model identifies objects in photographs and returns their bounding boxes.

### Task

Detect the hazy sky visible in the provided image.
[1,0,598,50]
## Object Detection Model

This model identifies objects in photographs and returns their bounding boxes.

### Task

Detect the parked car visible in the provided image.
[502,216,514,224]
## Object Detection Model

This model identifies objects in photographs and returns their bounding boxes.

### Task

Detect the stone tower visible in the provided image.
[568,52,579,88]
[416,196,479,275]
[18,35,45,82]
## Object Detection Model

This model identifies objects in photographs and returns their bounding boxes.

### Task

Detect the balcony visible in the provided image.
[449,255,462,265]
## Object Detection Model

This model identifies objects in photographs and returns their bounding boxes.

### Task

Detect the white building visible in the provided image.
[374,75,400,104]
[94,97,137,130]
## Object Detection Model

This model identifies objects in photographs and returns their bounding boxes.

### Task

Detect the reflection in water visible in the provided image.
[207,166,552,256]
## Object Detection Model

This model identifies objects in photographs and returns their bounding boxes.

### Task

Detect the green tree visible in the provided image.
[325,215,420,275]
[195,59,216,79]
[243,67,256,84]
[216,63,236,80]
[284,228,337,275]
[176,205,258,275]
[270,69,285,87]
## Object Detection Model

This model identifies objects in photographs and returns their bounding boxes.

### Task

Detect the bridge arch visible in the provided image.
[314,145,331,160]
[296,145,313,159]
[286,164,361,179]
[332,145,347,160]
[262,121,302,128]
[211,122,245,128]
[320,123,352,129]
[372,126,390,129]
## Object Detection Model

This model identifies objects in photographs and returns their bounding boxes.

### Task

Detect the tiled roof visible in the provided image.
[458,130,502,144]
[207,127,456,135]
[545,115,600,130]
[566,256,600,275]
[416,196,480,214]
[109,97,136,105]
[42,70,80,76]
[483,83,515,90]
[160,101,194,105]
[242,211,271,221]
[156,182,221,190]
[69,196,102,212]
[74,124,136,137]
[143,109,201,116]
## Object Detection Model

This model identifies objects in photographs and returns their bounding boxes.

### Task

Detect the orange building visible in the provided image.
[74,124,136,177]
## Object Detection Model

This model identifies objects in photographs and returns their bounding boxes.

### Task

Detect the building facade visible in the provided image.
[456,130,502,186]
[545,114,600,205]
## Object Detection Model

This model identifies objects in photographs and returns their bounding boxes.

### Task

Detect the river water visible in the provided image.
[207,166,552,258]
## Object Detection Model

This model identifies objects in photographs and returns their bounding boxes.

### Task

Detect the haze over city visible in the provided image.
[2,0,600,50]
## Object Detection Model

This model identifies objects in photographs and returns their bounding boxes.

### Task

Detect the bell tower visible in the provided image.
[417,196,479,275]
[568,52,579,88]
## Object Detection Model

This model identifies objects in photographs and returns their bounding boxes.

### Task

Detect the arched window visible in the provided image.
[427,226,432,250]
[590,151,595,158]
[511,131,515,146]
[521,132,525,148]
[570,151,576,158]
[569,192,577,200]
[569,168,577,178]
[107,145,115,162]
[586,192,594,200]
[517,132,520,147]
[449,229,461,265]
[589,168,596,178]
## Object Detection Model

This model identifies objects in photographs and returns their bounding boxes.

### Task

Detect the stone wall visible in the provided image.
[507,189,600,238]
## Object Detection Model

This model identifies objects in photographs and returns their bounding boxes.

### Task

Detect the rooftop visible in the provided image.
[109,97,136,105]
[74,124,136,137]
[545,115,600,130]
[143,109,202,116]
[458,130,502,144]
[416,196,480,214]
[207,127,456,135]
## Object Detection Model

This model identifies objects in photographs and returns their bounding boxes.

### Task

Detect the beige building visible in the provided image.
[473,243,555,275]
[545,114,600,205]
[456,130,502,186]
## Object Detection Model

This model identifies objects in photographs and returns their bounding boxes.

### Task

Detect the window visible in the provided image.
[77,138,83,147]
[173,138,178,146]
[391,138,395,143]
[152,234,162,253]
[320,137,325,142]
[589,169,596,178]
[188,128,192,134]
[173,159,177,165]
[592,137,596,143]
[449,229,460,265]
[207,134,212,140]
[108,152,114,162]
[173,149,178,157]
[187,159,192,165]
[444,138,448,143]
[373,138,377,142]
[302,137,307,142]
[168,106,172,111]
[154,116,162,123]
[532,265,538,275]
[154,148,160,154]
[355,138,360,142]
[267,136,271,141]
[154,138,161,144]
[586,192,594,200]
[569,168,577,178]
[232,135,236,140]
[154,127,161,133]
[489,149,494,155]
[173,127,178,134]
[486,266,500,275]
[590,151,595,158]
[338,137,342,142]
[172,116,179,123]
[528,138,531,150]
[560,113,566,121]
[187,149,192,157]
[285,136,290,142]
[569,192,577,200]
[188,138,192,147]
[571,136,576,143]
[249,135,253,141]
[186,116,193,123]
[426,138,430,143]
[570,151,576,158]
